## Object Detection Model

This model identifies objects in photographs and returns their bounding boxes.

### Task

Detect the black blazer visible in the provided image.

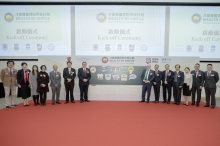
[153,70,162,86]
[17,69,31,85]
[203,70,219,88]
[77,68,91,86]
[191,70,204,87]
[162,70,173,86]
[63,67,76,85]
[141,69,155,85]
[172,71,184,87]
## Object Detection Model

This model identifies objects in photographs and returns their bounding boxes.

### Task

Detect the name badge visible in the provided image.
[211,75,214,76]
[178,75,180,77]
[56,74,59,77]
[198,75,201,76]
[150,73,152,75]
[87,71,89,73]
[157,74,159,76]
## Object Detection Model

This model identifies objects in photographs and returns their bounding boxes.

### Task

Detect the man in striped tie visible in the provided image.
[140,64,155,103]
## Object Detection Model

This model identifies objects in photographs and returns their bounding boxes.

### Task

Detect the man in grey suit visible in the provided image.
[191,63,204,106]
[50,65,61,105]
[204,64,219,109]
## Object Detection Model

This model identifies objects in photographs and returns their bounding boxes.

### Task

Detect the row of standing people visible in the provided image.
[140,63,219,109]
[0,61,91,109]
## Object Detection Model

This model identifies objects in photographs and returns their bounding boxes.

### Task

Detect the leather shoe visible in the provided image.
[211,105,215,109]
[176,102,180,105]
[139,100,145,103]
[146,101,149,103]
[167,101,170,104]
[64,101,69,104]
[85,100,90,102]
[52,103,55,105]
[162,101,166,103]
[80,100,83,103]
[56,102,61,104]
[204,104,210,107]
[196,103,200,107]
[71,101,75,103]
[191,102,195,105]
[156,101,159,103]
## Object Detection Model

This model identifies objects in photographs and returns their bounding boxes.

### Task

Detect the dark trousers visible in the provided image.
[173,83,182,103]
[163,84,172,102]
[205,87,216,106]
[65,84,74,102]
[153,84,160,101]
[141,83,152,101]
[191,86,202,103]
[32,95,39,104]
[79,85,89,101]
[40,92,47,104]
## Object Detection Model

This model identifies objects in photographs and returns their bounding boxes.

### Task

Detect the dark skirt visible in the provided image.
[183,83,192,96]
[17,81,31,99]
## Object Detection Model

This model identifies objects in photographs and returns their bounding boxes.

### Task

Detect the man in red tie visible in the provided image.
[78,62,91,103]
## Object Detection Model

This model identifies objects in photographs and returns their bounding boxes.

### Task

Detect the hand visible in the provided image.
[83,79,88,82]
[41,84,45,87]
[189,88,192,90]
[18,85,21,88]
[55,84,58,88]
[164,81,167,84]
[153,82,156,85]
[67,79,71,82]
[199,86,202,89]
[179,86,182,88]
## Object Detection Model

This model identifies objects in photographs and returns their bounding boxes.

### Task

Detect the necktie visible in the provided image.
[196,71,198,78]
[208,71,211,78]
[165,71,168,81]
[175,72,178,82]
[24,71,28,83]
[84,68,86,75]
[145,70,149,80]
[10,69,12,76]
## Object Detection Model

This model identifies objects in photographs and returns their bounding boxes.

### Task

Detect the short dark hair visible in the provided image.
[21,62,27,66]
[185,67,190,71]
[40,65,47,70]
[165,64,169,67]
[175,64,180,68]
[155,64,159,67]
[195,63,200,66]
[67,61,72,64]
[7,60,15,66]
[82,62,87,65]
[207,64,213,66]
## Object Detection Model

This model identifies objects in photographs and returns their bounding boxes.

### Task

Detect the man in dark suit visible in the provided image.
[140,64,155,103]
[172,64,184,105]
[191,63,204,106]
[152,64,162,103]
[161,64,173,104]
[203,64,219,109]
[63,61,76,104]
[78,62,91,103]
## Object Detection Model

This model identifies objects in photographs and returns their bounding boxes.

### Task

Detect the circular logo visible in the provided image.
[5,12,13,22]
[186,45,192,52]
[90,67,96,73]
[102,57,108,63]
[97,12,106,23]
[210,45,216,53]
[192,13,201,24]
[140,44,148,52]
[2,43,8,51]
[25,43,31,51]
[48,43,55,51]
[198,45,204,53]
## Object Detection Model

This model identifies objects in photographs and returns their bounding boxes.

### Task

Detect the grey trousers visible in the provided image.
[4,85,16,106]
[51,86,61,103]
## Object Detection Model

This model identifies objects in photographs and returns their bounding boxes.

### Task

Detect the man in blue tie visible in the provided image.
[140,64,155,103]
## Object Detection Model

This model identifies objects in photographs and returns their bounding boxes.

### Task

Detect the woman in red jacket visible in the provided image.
[37,65,49,106]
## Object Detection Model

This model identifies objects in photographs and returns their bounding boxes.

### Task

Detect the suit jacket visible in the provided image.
[162,70,173,86]
[63,67,76,85]
[153,70,162,86]
[141,69,154,85]
[17,69,31,85]
[1,68,17,86]
[78,68,91,86]
[49,71,61,87]
[172,71,184,86]
[203,70,219,88]
[37,71,49,92]
[190,70,204,87]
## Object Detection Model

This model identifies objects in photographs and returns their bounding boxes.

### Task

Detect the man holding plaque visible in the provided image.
[140,64,155,103]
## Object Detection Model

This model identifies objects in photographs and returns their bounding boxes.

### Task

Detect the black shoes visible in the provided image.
[146,101,149,103]
[204,104,210,107]
[64,101,69,104]
[162,101,166,103]
[211,105,215,109]
[196,103,200,107]
[56,102,61,104]
[139,100,145,103]
[80,100,83,103]
[11,104,18,107]
[191,102,195,105]
[167,101,170,104]
[85,100,90,102]
[71,101,75,103]
[6,106,10,110]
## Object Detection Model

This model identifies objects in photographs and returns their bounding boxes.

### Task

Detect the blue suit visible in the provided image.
[141,69,155,101]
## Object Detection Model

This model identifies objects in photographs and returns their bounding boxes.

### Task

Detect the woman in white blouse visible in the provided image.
[183,67,193,106]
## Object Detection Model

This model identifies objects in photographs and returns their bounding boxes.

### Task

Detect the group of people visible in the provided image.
[140,63,219,109]
[1,60,219,110]
[0,61,91,110]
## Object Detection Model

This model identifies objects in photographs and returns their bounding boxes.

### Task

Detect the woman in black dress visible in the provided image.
[37,65,49,106]
[17,62,31,106]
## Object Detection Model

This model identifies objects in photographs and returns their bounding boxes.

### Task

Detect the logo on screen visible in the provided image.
[14,43,19,51]
[4,12,13,22]
[210,45,216,53]
[97,12,106,23]
[129,44,135,52]
[1,43,8,51]
[198,45,204,53]
[186,45,192,52]
[140,44,148,52]
[102,57,108,63]
[25,43,31,51]
[192,13,201,23]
